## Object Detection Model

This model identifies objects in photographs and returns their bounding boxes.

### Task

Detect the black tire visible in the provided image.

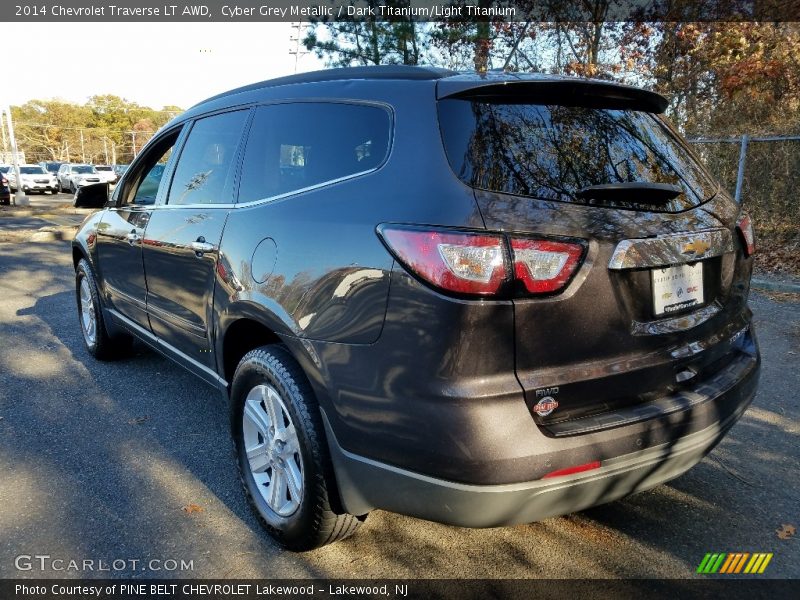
[75,258,131,360]
[230,345,364,551]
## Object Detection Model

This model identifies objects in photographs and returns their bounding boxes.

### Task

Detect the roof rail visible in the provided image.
[194,65,457,108]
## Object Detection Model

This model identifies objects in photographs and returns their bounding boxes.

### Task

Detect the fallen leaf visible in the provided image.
[776,524,796,540]
[182,504,204,514]
[127,415,150,425]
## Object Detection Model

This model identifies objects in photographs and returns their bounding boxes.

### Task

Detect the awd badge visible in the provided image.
[533,396,559,417]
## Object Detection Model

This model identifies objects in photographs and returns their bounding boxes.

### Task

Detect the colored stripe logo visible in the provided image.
[697,552,773,574]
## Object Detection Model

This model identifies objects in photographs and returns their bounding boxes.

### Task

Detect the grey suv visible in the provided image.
[72,66,760,550]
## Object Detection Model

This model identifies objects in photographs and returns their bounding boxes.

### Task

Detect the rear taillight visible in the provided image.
[511,238,585,294]
[378,225,586,297]
[378,226,508,295]
[736,212,755,257]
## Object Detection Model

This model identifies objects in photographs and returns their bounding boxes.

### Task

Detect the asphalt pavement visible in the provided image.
[0,202,797,580]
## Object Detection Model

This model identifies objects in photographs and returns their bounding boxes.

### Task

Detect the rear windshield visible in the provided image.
[438,100,718,211]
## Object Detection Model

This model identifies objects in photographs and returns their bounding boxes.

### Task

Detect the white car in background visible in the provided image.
[5,164,58,194]
[93,165,118,185]
[57,164,102,193]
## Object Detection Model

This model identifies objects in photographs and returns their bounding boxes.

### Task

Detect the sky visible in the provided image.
[3,22,327,110]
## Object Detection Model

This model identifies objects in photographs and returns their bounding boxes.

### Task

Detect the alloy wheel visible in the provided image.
[79,277,96,345]
[242,384,304,517]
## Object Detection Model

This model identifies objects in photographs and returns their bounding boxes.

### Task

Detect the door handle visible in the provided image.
[190,237,215,256]
[126,230,141,245]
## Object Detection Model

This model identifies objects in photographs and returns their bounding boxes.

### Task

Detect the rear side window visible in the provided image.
[237,102,391,204]
[438,100,718,211]
[167,110,249,205]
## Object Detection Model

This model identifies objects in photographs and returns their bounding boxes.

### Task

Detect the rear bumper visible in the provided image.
[325,335,759,527]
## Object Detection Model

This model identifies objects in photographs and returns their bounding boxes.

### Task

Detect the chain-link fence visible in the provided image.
[689,135,800,242]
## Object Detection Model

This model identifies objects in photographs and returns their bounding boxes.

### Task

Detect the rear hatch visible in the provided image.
[437,75,754,436]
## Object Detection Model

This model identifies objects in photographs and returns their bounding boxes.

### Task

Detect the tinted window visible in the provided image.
[133,162,169,205]
[20,167,45,174]
[438,100,717,211]
[123,132,179,206]
[167,110,248,205]
[237,103,391,204]
[73,165,96,174]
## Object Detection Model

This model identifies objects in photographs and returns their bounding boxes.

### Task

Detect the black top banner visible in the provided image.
[3,0,800,23]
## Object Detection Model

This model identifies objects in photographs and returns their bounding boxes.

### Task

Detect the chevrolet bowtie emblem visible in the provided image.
[682,239,711,256]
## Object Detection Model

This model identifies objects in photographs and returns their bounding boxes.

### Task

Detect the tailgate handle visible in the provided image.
[608,229,734,270]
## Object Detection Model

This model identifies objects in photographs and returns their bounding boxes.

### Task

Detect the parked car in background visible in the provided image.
[41,161,65,177]
[0,172,10,205]
[94,165,118,184]
[57,163,101,193]
[72,66,760,551]
[6,164,58,194]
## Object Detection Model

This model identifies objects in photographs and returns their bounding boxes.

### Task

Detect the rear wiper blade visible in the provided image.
[576,182,682,203]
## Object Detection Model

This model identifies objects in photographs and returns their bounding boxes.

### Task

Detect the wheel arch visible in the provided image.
[217,302,321,393]
[72,243,89,271]
[219,316,283,385]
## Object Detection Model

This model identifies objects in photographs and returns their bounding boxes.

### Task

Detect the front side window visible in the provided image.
[131,151,172,206]
[166,110,249,206]
[118,130,180,207]
[237,102,391,204]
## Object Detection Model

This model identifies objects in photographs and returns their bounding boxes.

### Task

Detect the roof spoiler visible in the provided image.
[437,78,669,114]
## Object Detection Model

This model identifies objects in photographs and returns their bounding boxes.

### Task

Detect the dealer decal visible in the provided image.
[533,396,559,417]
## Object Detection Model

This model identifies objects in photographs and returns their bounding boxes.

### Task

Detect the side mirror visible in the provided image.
[74,182,110,208]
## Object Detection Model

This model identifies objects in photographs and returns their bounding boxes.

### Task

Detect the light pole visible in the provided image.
[3,105,28,206]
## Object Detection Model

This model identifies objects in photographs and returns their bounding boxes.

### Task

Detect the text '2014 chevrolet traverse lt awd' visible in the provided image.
[72,66,760,550]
